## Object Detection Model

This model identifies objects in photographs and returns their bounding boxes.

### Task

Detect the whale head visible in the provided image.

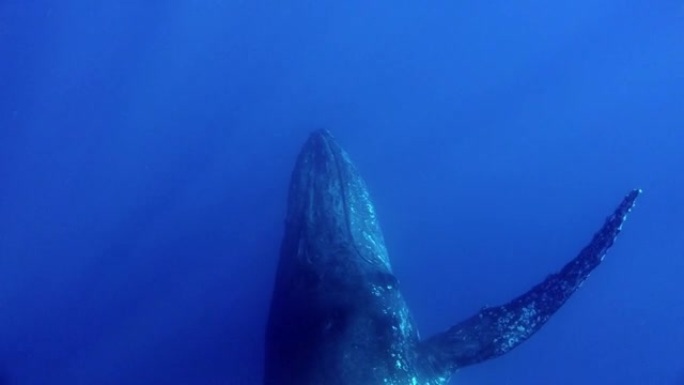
[282,129,392,273]
[265,130,426,385]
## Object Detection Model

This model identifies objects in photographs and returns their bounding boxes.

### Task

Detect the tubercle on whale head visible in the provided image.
[281,129,392,272]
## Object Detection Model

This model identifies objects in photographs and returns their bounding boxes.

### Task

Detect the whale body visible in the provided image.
[264,130,641,385]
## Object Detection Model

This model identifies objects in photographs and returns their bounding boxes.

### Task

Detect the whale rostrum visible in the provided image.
[264,129,641,385]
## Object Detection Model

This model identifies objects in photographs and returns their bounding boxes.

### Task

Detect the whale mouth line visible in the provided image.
[313,129,386,269]
[326,133,371,267]
[318,130,354,238]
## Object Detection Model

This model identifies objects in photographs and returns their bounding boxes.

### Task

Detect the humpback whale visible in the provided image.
[265,130,641,385]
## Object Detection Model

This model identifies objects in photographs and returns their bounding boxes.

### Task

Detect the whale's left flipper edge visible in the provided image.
[417,189,642,376]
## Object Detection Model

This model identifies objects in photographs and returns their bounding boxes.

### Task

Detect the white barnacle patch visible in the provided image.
[363,232,378,248]
[371,284,382,297]
[397,310,411,335]
[519,304,538,326]
[493,303,542,354]
[365,200,376,217]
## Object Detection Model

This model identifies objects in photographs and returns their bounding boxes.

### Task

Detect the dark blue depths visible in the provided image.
[1,1,683,384]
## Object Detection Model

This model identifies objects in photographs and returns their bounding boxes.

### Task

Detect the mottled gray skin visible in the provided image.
[264,130,641,385]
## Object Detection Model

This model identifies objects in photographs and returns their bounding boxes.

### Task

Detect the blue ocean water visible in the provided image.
[1,1,683,384]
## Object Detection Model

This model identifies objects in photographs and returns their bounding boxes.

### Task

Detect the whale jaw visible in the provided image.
[282,129,392,272]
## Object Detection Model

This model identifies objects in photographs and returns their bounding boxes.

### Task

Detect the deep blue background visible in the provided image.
[1,1,683,384]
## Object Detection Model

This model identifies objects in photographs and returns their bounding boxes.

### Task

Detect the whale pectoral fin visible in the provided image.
[417,189,642,376]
